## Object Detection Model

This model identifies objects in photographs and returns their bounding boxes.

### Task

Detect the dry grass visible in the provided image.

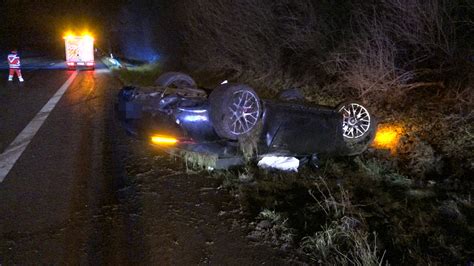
[301,177,385,265]
[113,63,162,86]
[301,223,384,265]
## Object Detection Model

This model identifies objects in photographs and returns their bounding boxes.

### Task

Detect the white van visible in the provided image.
[64,35,95,69]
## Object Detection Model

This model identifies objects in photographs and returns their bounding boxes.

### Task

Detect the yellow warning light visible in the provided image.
[372,124,404,153]
[82,32,94,41]
[63,33,75,40]
[63,31,94,41]
[150,135,178,145]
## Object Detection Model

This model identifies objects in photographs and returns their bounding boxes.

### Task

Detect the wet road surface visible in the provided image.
[0,63,286,264]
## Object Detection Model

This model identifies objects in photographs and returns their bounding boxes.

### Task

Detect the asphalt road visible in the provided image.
[0,63,130,263]
[0,62,286,264]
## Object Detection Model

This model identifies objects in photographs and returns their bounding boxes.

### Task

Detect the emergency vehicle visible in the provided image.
[64,34,95,69]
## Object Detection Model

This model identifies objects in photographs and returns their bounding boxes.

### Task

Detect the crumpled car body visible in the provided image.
[116,72,376,168]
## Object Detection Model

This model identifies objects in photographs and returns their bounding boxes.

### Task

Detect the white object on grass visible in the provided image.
[108,57,121,67]
[221,80,228,84]
[257,156,300,172]
[108,53,122,67]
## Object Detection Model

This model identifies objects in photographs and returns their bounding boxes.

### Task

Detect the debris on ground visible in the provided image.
[257,156,300,172]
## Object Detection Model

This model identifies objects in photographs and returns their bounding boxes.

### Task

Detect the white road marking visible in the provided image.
[94,69,110,74]
[0,71,79,182]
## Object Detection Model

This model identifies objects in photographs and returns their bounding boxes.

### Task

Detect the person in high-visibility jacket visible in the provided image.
[8,50,24,82]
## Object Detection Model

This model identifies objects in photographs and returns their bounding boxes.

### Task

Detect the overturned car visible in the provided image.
[116,72,377,169]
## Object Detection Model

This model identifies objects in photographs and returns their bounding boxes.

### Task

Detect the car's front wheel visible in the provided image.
[209,84,262,140]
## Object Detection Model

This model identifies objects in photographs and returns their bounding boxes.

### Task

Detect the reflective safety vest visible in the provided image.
[8,54,21,69]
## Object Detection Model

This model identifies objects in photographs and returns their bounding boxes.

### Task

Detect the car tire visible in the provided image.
[209,84,262,140]
[337,102,377,155]
[155,72,197,89]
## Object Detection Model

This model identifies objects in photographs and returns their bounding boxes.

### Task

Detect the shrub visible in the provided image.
[327,0,464,103]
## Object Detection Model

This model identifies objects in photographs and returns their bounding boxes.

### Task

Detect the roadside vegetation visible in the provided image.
[118,0,473,264]
[112,63,162,86]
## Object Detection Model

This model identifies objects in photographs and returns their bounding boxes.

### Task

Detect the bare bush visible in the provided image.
[162,0,471,108]
[172,0,356,89]
[179,0,282,84]
[380,0,456,58]
[328,0,458,102]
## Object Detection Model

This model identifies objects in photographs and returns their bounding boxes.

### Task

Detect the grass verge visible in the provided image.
[112,63,162,86]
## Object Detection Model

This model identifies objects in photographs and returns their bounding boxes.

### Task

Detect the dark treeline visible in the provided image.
[0,0,126,56]
[155,0,473,100]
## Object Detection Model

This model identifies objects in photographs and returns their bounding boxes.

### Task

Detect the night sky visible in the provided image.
[0,0,163,61]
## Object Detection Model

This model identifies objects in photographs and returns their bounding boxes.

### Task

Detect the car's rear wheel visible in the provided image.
[155,72,197,89]
[209,84,262,140]
[337,102,376,155]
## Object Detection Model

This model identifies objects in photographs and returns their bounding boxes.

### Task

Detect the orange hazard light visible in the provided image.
[63,32,94,41]
[150,135,178,145]
[372,124,404,153]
